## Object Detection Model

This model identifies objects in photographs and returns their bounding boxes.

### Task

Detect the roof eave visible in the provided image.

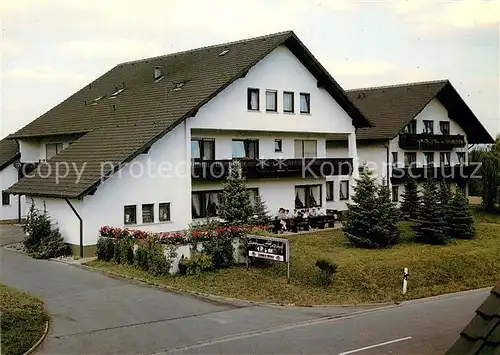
[0,153,20,172]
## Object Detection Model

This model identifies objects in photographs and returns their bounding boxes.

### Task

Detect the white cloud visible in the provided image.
[327,59,398,76]
[2,66,91,85]
[58,39,164,61]
[389,0,500,32]
[0,40,23,54]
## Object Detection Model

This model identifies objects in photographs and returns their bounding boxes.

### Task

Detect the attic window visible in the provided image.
[173,82,185,91]
[218,49,229,56]
[154,66,165,82]
[92,95,105,105]
[109,88,124,98]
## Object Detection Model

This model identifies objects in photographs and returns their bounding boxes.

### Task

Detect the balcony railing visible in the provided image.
[391,163,478,183]
[399,133,466,150]
[192,158,353,180]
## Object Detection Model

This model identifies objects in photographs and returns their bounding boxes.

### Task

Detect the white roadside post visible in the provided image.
[402,267,409,295]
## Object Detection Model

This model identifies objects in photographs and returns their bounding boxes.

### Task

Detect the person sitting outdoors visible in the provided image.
[285,209,292,219]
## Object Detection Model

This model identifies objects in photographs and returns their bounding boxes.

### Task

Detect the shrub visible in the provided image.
[178,252,213,275]
[23,202,51,253]
[146,240,172,277]
[219,161,254,224]
[315,259,338,286]
[113,239,134,265]
[134,244,149,270]
[203,236,234,268]
[30,229,71,259]
[96,237,115,261]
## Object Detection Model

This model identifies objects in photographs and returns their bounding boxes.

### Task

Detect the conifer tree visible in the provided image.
[219,161,254,224]
[449,189,475,239]
[413,180,449,245]
[400,177,420,220]
[438,181,454,238]
[252,194,272,226]
[343,166,399,248]
[376,183,400,246]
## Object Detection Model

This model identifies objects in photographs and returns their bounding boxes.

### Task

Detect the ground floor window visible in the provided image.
[159,203,171,222]
[2,191,10,206]
[192,188,259,219]
[339,180,349,200]
[392,185,399,202]
[142,204,154,223]
[295,184,322,208]
[326,182,333,201]
[124,205,137,225]
[248,188,258,206]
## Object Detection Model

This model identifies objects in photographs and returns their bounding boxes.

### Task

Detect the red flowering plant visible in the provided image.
[158,231,188,246]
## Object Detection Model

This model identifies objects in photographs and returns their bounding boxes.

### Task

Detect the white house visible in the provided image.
[326,80,493,208]
[0,138,25,223]
[5,31,371,256]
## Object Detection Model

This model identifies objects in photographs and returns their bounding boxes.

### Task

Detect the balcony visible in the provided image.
[399,133,466,150]
[192,158,353,180]
[391,164,478,183]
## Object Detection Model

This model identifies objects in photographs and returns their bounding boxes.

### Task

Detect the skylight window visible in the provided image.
[172,82,185,91]
[92,95,105,105]
[109,88,125,98]
[218,49,229,56]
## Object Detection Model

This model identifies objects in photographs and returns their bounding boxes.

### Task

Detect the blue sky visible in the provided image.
[1,0,499,138]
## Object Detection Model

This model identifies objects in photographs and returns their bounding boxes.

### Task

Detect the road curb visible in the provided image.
[23,320,49,355]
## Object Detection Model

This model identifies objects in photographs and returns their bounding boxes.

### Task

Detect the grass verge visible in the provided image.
[0,284,49,355]
[87,214,500,306]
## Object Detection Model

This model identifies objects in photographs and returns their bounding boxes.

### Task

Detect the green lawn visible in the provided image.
[87,213,500,306]
[0,284,48,355]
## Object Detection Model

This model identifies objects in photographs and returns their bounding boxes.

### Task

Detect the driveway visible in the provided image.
[0,225,490,354]
[0,224,25,246]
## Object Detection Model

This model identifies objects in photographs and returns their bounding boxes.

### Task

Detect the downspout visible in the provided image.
[381,140,390,186]
[65,198,83,258]
[15,138,22,223]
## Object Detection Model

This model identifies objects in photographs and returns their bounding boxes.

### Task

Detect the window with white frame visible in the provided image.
[2,191,10,206]
[274,139,283,152]
[440,152,451,166]
[339,180,349,200]
[404,120,417,134]
[46,143,63,160]
[232,139,259,159]
[142,204,154,223]
[295,184,321,209]
[457,152,466,164]
[247,88,259,111]
[440,121,450,135]
[159,203,171,222]
[191,138,215,161]
[392,152,398,167]
[300,93,310,113]
[248,188,258,206]
[192,191,221,219]
[404,152,417,167]
[392,186,399,202]
[423,120,434,134]
[326,182,334,201]
[423,152,434,167]
[266,90,277,112]
[283,91,294,113]
[294,140,317,158]
[124,205,137,225]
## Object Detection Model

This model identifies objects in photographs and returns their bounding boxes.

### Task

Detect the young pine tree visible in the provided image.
[438,181,454,238]
[343,166,399,248]
[413,180,449,245]
[449,189,475,239]
[219,161,254,224]
[252,194,272,226]
[400,177,420,220]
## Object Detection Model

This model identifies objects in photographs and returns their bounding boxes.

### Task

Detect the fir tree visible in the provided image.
[449,189,475,239]
[252,194,272,226]
[400,177,420,220]
[343,166,399,248]
[413,180,449,245]
[219,161,254,224]
[438,181,454,238]
[376,183,400,246]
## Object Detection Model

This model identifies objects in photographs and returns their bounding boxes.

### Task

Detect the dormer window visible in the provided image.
[173,82,185,91]
[154,66,163,79]
[109,88,124,98]
[423,120,434,134]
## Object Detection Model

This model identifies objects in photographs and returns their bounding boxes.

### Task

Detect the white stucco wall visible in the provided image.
[28,196,82,245]
[187,45,355,135]
[82,122,192,245]
[0,164,25,221]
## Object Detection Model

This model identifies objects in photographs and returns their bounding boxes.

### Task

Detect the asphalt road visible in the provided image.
[0,231,489,354]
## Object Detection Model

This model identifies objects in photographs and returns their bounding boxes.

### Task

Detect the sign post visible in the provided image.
[246,235,290,280]
[402,267,409,295]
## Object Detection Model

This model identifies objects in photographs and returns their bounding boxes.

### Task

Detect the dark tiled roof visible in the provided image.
[0,138,20,171]
[347,80,494,144]
[446,282,500,355]
[6,31,370,198]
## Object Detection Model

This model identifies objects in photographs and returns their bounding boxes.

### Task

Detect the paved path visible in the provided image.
[0,225,490,354]
[0,224,24,246]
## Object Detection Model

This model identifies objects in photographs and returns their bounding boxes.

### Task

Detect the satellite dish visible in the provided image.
[13,160,21,170]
